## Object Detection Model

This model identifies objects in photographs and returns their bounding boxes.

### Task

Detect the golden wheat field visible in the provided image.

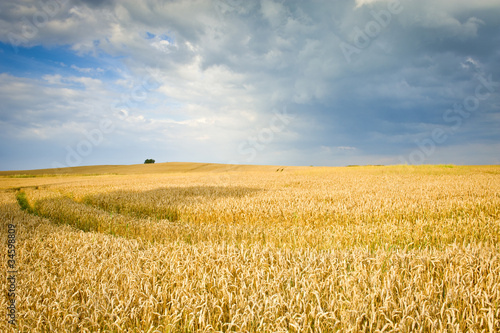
[1,163,499,332]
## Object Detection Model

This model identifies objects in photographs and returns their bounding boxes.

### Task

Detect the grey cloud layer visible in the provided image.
[0,0,499,169]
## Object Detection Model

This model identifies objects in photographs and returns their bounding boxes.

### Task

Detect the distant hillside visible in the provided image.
[0,162,293,176]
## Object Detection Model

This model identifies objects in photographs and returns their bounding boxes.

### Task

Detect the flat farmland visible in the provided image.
[1,163,499,332]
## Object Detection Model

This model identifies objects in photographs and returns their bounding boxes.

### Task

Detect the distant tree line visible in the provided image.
[144,159,155,164]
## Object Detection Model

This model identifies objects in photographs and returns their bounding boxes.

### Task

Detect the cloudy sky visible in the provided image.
[0,0,499,170]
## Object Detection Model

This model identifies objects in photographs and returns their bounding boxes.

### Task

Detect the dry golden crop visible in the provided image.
[1,163,499,332]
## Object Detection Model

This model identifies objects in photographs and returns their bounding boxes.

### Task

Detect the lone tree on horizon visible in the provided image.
[144,159,155,164]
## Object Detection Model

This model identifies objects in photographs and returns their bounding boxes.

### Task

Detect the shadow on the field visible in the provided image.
[81,185,263,221]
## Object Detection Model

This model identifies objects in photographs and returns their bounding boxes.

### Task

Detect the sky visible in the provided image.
[0,0,499,171]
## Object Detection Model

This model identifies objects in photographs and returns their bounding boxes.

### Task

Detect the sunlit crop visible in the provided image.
[1,164,499,332]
